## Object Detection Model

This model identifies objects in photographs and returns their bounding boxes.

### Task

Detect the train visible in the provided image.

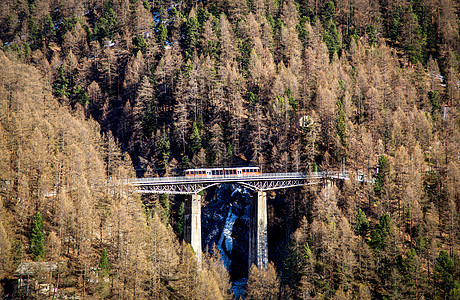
[184,167,261,178]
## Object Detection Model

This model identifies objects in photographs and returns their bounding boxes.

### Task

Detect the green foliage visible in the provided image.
[28,19,42,50]
[197,8,210,26]
[57,16,79,43]
[355,208,369,236]
[369,213,394,251]
[286,89,298,112]
[93,6,118,42]
[237,38,252,71]
[388,7,402,42]
[323,22,341,59]
[196,113,204,131]
[99,248,110,273]
[181,155,190,169]
[157,127,170,170]
[435,250,456,297]
[53,65,70,100]
[157,23,168,49]
[160,194,171,223]
[296,16,310,48]
[395,248,419,294]
[189,122,202,155]
[281,239,302,295]
[321,1,336,22]
[21,43,31,61]
[428,90,441,113]
[43,14,55,43]
[226,143,233,161]
[30,212,45,261]
[249,92,258,108]
[72,85,89,106]
[450,283,460,300]
[403,6,425,64]
[133,35,149,54]
[143,0,151,11]
[374,155,390,199]
[366,25,376,46]
[184,16,199,59]
[98,248,110,297]
[312,162,318,172]
[303,242,313,261]
[177,201,185,236]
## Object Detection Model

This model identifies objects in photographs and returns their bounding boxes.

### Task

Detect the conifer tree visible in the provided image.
[355,208,369,237]
[99,248,110,274]
[434,250,457,298]
[30,212,45,260]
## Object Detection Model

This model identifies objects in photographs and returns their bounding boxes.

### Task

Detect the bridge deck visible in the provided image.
[129,171,350,185]
[125,171,372,194]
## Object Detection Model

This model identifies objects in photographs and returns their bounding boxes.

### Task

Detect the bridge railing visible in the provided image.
[127,171,353,185]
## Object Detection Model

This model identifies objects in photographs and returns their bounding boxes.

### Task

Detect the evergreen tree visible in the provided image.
[374,155,390,199]
[30,212,45,261]
[189,122,202,155]
[99,248,110,274]
[355,208,369,237]
[184,14,200,59]
[98,248,111,298]
[93,6,118,42]
[53,66,70,101]
[434,250,456,298]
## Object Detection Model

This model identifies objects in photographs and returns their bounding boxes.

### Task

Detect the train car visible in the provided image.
[184,167,261,178]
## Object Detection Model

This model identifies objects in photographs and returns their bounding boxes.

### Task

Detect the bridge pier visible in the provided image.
[184,193,202,269]
[249,191,268,269]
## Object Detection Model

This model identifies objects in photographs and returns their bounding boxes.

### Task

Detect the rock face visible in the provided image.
[201,184,252,296]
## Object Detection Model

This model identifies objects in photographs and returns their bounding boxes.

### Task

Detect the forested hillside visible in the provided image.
[0,0,459,298]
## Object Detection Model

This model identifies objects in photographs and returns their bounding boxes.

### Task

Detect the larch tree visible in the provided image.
[246,262,280,300]
[219,14,237,64]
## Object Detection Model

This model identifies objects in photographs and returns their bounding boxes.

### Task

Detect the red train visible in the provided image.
[184,167,261,178]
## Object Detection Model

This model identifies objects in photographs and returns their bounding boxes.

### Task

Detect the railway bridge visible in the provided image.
[128,171,371,269]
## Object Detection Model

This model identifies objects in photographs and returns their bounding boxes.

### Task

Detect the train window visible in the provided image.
[212,170,215,175]
[220,170,223,175]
